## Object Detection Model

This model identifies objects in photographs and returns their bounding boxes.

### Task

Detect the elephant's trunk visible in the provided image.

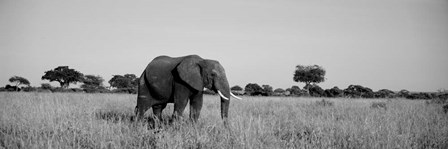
[215,78,231,119]
[220,95,230,119]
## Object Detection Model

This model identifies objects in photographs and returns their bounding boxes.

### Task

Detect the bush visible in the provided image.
[250,91,269,96]
[273,88,285,96]
[244,83,263,96]
[437,93,448,100]
[21,86,37,92]
[406,92,434,100]
[397,89,410,98]
[324,86,343,98]
[309,85,324,97]
[41,83,53,90]
[374,89,396,98]
[343,85,374,98]
[4,85,20,92]
[230,85,243,91]
[287,86,304,96]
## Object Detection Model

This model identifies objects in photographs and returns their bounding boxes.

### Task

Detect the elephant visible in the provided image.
[135,55,241,122]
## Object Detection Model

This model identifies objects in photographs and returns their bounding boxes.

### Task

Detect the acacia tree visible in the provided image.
[81,75,105,92]
[108,74,138,89]
[41,66,84,88]
[262,84,273,96]
[244,83,263,95]
[293,65,326,92]
[9,76,30,91]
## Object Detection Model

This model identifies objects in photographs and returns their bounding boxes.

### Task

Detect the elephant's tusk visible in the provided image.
[217,90,229,100]
[230,92,242,100]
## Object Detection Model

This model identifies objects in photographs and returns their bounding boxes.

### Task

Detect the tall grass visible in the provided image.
[1,92,447,148]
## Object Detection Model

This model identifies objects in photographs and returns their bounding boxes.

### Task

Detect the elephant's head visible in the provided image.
[177,55,241,119]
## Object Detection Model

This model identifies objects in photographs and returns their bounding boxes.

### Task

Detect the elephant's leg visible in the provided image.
[173,98,188,120]
[152,103,167,121]
[135,104,151,121]
[172,83,191,120]
[136,76,152,121]
[189,92,203,122]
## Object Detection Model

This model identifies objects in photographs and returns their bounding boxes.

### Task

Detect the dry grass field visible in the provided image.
[1,92,447,148]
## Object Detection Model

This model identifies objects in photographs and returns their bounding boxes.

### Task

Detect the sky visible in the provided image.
[1,0,447,92]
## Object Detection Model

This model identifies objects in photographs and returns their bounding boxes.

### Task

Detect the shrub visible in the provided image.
[437,93,448,100]
[250,91,268,96]
[287,86,304,96]
[343,85,374,98]
[230,85,243,91]
[273,88,285,96]
[374,89,396,98]
[261,85,274,96]
[4,85,20,92]
[21,86,37,92]
[40,83,53,90]
[244,83,263,96]
[406,92,433,100]
[397,89,410,98]
[324,86,343,98]
[309,85,324,97]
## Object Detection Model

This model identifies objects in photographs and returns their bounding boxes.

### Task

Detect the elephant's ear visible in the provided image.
[177,56,203,91]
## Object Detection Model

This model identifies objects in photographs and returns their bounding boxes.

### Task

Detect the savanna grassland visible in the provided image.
[1,92,447,148]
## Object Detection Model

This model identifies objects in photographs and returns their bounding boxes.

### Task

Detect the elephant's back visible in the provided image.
[147,56,180,70]
[142,56,181,101]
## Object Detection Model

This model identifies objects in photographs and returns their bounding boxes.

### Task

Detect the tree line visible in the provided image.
[1,66,139,93]
[232,83,447,100]
[1,65,447,100]
[230,65,447,100]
